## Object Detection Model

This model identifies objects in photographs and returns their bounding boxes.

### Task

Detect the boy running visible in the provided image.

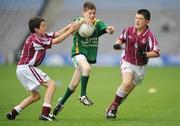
[105,9,160,119]
[53,1,115,116]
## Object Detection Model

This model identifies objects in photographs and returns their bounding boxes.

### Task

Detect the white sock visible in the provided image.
[43,103,51,108]
[14,105,22,113]
[116,87,127,98]
[69,85,75,91]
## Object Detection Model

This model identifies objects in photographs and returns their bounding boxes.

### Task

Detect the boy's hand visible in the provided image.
[107,26,115,34]
[70,20,83,33]
[113,43,121,50]
[137,44,148,60]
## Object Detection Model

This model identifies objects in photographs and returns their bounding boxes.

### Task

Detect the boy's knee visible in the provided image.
[48,80,56,87]
[69,83,77,90]
[121,81,133,91]
[51,80,56,86]
[82,65,91,75]
[48,80,56,90]
[32,93,41,101]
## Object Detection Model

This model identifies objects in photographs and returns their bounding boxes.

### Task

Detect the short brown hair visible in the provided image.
[83,1,96,11]
[28,17,45,33]
[137,9,151,20]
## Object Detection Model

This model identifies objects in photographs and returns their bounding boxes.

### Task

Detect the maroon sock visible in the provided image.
[115,95,123,105]
[41,106,51,116]
[110,95,124,109]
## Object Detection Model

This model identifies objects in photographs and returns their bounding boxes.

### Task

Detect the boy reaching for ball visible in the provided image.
[53,1,115,116]
[6,17,82,121]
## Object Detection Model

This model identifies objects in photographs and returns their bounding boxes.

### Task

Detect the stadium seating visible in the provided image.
[0,0,47,64]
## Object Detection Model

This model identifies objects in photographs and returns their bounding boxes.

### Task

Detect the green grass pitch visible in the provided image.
[0,65,180,126]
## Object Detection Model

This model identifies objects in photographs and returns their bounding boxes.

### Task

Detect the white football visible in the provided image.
[78,23,94,38]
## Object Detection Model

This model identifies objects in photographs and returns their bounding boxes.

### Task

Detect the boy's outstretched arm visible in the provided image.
[52,21,83,45]
[54,23,73,37]
[55,18,84,37]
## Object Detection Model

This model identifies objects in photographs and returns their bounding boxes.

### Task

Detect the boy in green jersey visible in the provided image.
[53,1,115,116]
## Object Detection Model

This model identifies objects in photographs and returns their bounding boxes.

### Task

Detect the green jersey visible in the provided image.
[71,17,107,64]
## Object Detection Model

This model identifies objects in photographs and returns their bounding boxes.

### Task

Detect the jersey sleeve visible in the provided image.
[148,35,160,56]
[119,28,128,43]
[45,32,55,38]
[94,19,107,36]
[33,36,52,50]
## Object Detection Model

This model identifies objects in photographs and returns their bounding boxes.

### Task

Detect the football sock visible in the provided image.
[60,87,74,105]
[114,95,123,106]
[11,108,19,117]
[109,95,123,109]
[42,106,51,116]
[80,76,89,97]
[116,88,128,104]
[110,89,128,109]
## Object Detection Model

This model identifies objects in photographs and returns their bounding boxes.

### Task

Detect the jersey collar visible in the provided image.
[133,25,150,37]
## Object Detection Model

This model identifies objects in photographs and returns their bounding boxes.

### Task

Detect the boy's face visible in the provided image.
[35,21,47,36]
[135,14,149,29]
[83,9,96,22]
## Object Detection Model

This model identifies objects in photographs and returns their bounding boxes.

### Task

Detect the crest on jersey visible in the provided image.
[141,38,146,44]
[134,42,138,48]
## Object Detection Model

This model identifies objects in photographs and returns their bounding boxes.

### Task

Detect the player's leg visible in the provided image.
[6,66,42,120]
[53,68,81,116]
[78,59,91,96]
[77,58,94,106]
[53,54,84,116]
[106,72,135,119]
[39,79,56,121]
[106,60,136,119]
[68,54,93,105]
[110,72,135,108]
[72,54,91,98]
[21,66,56,121]
[62,68,81,104]
[115,72,135,104]
[6,90,40,120]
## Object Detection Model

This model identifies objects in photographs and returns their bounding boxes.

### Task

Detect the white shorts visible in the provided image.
[121,60,146,85]
[16,65,50,91]
[72,54,87,68]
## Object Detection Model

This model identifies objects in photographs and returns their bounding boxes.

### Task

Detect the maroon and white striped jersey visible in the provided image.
[119,26,160,66]
[18,32,55,66]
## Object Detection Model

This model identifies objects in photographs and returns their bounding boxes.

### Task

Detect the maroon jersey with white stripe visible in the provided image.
[119,26,160,66]
[18,32,55,66]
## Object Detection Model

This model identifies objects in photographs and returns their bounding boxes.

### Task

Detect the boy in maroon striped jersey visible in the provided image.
[106,9,160,119]
[6,17,83,121]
